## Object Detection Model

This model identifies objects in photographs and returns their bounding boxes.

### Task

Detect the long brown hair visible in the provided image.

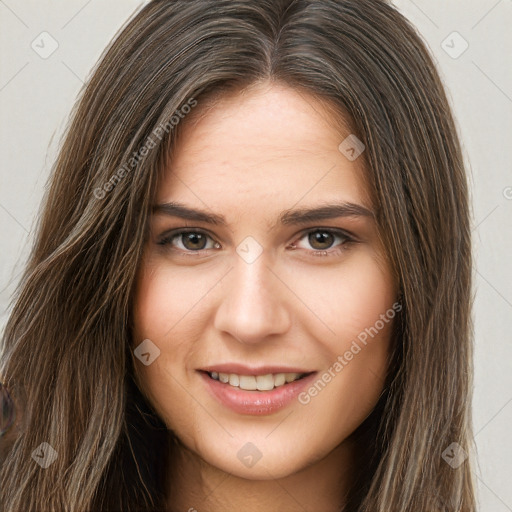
[0,1,475,510]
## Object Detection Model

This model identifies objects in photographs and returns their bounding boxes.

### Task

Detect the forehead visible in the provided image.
[156,82,372,221]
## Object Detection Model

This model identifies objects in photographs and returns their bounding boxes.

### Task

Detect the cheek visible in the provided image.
[290,247,396,340]
[130,263,202,412]
[133,264,195,339]
[132,257,223,345]
[293,250,396,433]
[131,257,232,427]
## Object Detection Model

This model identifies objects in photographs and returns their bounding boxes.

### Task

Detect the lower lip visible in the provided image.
[199,371,317,415]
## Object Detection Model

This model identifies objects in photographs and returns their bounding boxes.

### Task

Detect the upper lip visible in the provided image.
[198,364,315,376]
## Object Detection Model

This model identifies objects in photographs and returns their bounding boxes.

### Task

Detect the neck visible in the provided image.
[165,435,358,512]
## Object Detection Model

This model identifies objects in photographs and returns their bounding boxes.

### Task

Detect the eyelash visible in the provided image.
[157,227,356,259]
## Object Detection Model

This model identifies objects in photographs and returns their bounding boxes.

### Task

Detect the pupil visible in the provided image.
[183,233,206,250]
[309,231,333,250]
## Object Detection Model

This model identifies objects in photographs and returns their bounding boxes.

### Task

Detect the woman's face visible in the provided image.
[132,82,399,479]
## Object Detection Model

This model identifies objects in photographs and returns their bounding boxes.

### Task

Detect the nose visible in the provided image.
[213,254,292,345]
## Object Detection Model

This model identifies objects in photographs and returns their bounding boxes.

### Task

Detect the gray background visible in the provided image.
[0,1,511,510]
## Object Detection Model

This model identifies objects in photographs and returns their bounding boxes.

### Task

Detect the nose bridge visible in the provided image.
[214,252,291,344]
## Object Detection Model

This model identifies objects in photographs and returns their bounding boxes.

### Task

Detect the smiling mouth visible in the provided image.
[204,371,311,391]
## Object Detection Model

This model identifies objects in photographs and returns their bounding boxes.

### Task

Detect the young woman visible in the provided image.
[0,1,476,510]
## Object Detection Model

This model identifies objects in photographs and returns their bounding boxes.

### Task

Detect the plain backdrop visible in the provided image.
[0,1,511,510]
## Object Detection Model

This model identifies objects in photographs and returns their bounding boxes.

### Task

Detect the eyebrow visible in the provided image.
[152,201,374,227]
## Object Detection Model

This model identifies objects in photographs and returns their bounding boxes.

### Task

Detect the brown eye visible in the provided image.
[291,228,354,258]
[181,232,208,250]
[308,230,336,250]
[158,230,219,253]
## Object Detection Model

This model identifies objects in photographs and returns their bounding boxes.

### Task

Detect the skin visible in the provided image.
[132,81,399,512]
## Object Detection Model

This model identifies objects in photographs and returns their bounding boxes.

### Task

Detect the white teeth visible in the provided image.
[208,371,305,391]
[239,375,257,390]
[274,373,286,387]
[256,374,274,391]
